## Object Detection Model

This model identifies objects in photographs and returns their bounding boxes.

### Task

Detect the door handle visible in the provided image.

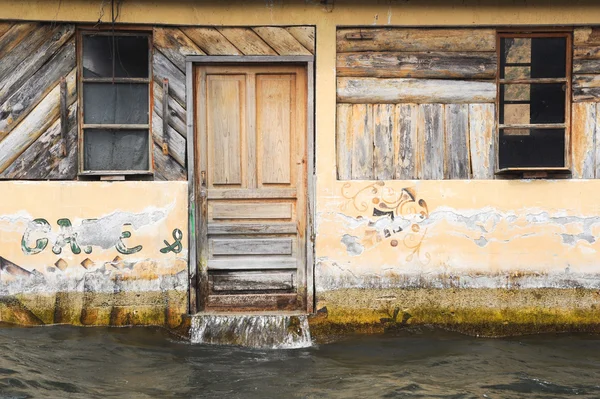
[199,171,207,199]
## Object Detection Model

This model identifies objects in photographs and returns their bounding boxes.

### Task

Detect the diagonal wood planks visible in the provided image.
[0,23,315,181]
[151,25,314,181]
[0,22,76,180]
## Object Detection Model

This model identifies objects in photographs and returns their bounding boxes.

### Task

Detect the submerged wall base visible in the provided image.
[310,288,600,341]
[0,290,188,331]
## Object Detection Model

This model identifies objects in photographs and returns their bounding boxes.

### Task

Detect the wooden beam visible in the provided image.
[444,104,470,179]
[0,24,74,107]
[0,40,75,141]
[350,104,373,179]
[0,69,76,174]
[417,104,444,179]
[153,27,204,72]
[217,28,277,55]
[182,27,241,56]
[153,81,186,138]
[373,103,394,180]
[253,27,312,55]
[153,50,186,108]
[469,103,495,179]
[574,27,600,46]
[285,26,315,54]
[574,59,600,74]
[337,28,496,53]
[337,51,496,79]
[337,77,496,104]
[571,102,596,178]
[394,103,418,180]
[59,77,67,157]
[162,78,170,155]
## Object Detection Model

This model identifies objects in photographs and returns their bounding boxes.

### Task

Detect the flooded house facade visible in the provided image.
[1,0,600,336]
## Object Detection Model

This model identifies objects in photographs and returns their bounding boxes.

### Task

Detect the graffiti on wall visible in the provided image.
[20,218,183,256]
[160,229,183,254]
[341,182,430,263]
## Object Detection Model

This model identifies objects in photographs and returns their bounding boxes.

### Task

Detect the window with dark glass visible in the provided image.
[498,33,571,172]
[79,32,151,174]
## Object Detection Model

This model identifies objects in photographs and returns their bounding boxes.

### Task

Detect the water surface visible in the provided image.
[0,325,599,398]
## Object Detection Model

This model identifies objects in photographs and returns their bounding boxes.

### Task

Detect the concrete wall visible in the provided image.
[1,0,600,334]
[0,182,188,328]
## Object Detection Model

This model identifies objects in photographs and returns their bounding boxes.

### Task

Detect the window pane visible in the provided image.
[504,66,531,80]
[500,83,565,124]
[84,129,149,171]
[83,83,149,124]
[503,38,531,64]
[500,37,566,79]
[83,35,149,78]
[499,128,565,169]
[531,37,566,78]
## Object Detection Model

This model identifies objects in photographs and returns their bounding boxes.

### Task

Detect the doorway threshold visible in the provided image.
[190,312,312,349]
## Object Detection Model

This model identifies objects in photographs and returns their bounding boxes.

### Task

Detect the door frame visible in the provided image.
[185,55,315,314]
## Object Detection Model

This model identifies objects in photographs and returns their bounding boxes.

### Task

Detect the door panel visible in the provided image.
[206,74,245,187]
[210,271,296,292]
[210,238,294,256]
[257,74,295,185]
[209,202,294,220]
[195,64,307,311]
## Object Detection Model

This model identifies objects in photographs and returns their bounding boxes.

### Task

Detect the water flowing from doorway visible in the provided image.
[189,313,312,349]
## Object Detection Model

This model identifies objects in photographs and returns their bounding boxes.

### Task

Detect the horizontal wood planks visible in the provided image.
[208,258,298,271]
[0,22,76,179]
[337,28,496,53]
[211,238,294,256]
[211,202,293,220]
[337,51,496,79]
[206,293,298,311]
[336,27,498,180]
[337,77,496,104]
[210,272,295,292]
[573,27,600,102]
[336,102,496,180]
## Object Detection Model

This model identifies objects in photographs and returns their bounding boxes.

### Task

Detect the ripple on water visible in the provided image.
[0,327,599,398]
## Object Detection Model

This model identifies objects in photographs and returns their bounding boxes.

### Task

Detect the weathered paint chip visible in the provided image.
[341,234,364,256]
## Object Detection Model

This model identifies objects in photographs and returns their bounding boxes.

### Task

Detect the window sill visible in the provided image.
[495,167,571,179]
[79,170,153,175]
[78,171,154,181]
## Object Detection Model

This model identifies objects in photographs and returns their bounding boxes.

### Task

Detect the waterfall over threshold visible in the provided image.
[190,313,312,349]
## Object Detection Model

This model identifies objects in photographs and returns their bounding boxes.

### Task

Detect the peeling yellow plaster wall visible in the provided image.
[317,180,600,290]
[0,181,188,289]
[1,1,600,301]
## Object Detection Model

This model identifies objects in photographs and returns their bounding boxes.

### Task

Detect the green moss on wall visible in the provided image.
[310,288,600,342]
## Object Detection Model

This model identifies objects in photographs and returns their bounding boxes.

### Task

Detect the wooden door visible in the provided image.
[195,64,307,311]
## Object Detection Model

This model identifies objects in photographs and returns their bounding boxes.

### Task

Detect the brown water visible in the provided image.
[0,326,599,398]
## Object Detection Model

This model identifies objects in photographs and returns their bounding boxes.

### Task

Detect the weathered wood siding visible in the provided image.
[152,26,315,181]
[336,27,497,180]
[574,27,600,102]
[570,28,600,177]
[336,102,495,180]
[0,22,77,179]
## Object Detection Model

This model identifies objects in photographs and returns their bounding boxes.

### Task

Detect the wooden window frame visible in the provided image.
[495,31,572,176]
[77,29,153,177]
